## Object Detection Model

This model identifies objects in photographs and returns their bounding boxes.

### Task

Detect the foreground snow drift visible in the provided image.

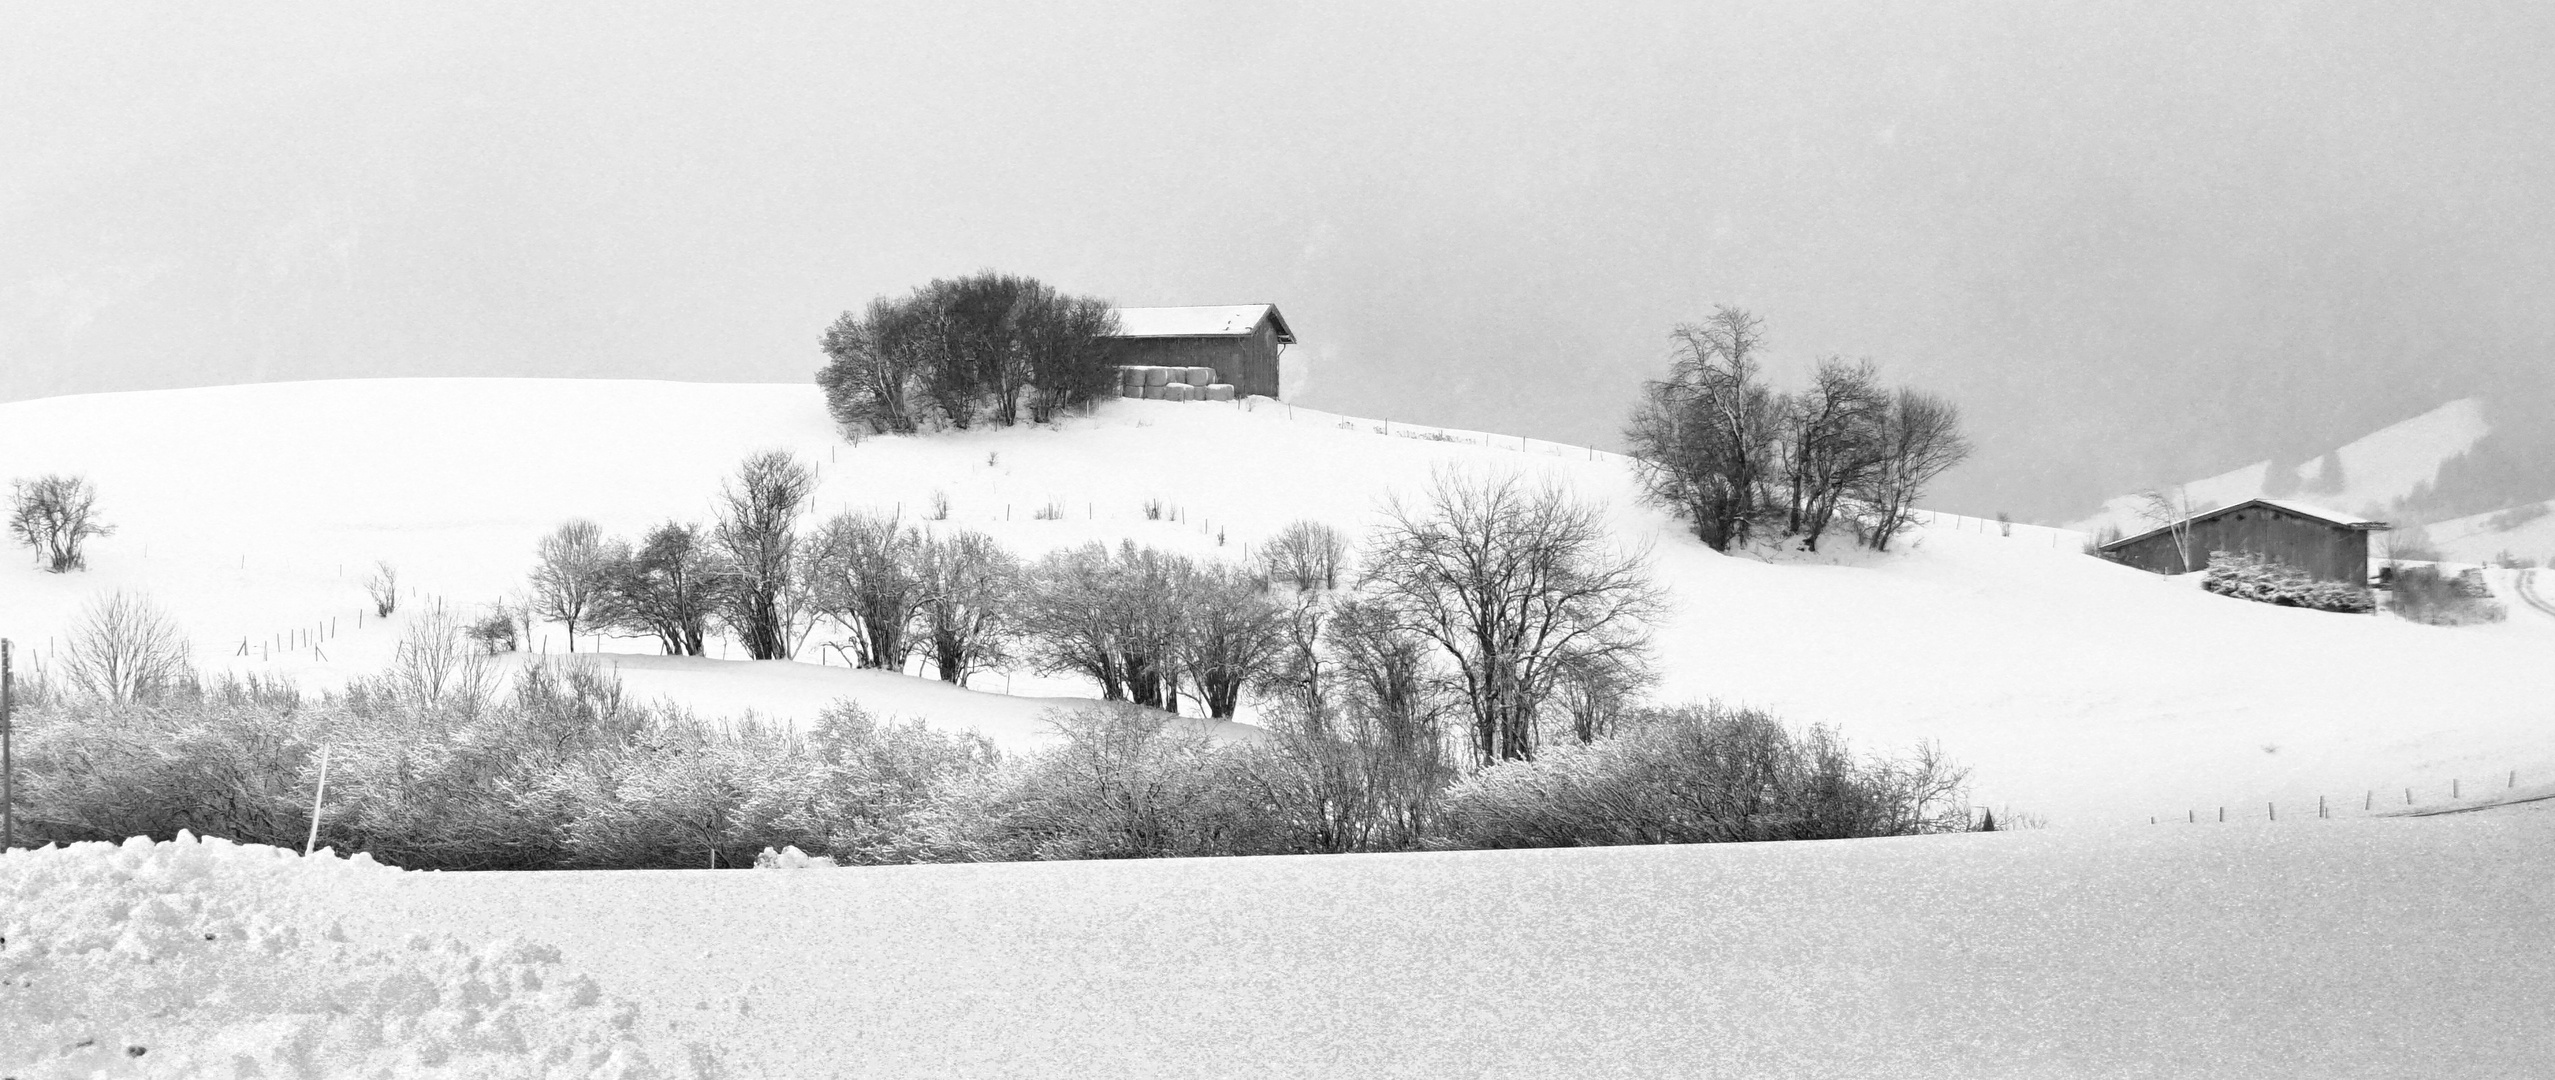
[9,809,2550,1078]
[0,834,711,1078]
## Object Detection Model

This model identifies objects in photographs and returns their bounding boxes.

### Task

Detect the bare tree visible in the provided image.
[388,599,498,717]
[1774,359,1890,550]
[2134,486,2203,572]
[1361,471,1663,765]
[1260,519,1350,593]
[599,521,725,656]
[364,561,400,618]
[803,509,927,669]
[531,518,616,651]
[712,451,815,660]
[1858,389,1974,552]
[9,474,113,572]
[62,590,191,703]
[1179,561,1288,720]
[915,529,1019,685]
[1625,306,1782,552]
[1020,542,1131,700]
[818,293,938,437]
[1019,541,1193,711]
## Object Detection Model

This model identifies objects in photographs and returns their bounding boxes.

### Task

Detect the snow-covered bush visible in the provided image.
[2388,565,2506,626]
[934,704,1254,861]
[1436,702,1972,848]
[2200,551,2375,613]
[14,691,316,849]
[364,559,400,617]
[465,600,521,653]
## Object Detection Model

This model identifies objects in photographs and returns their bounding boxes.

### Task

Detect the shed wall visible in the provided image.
[2106,506,2372,582]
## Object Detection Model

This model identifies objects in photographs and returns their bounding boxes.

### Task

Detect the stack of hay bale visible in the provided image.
[1114,365,1237,403]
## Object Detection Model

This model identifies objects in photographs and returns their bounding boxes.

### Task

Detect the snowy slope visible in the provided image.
[3,379,2552,826]
[2069,396,2490,534]
[2425,497,2555,566]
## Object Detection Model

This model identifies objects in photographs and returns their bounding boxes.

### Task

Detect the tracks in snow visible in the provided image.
[2516,568,2555,621]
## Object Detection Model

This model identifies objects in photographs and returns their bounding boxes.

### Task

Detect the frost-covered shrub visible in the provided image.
[2389,565,2506,626]
[1436,702,1972,849]
[14,694,316,849]
[2200,551,2374,613]
[465,601,521,653]
[934,704,1255,861]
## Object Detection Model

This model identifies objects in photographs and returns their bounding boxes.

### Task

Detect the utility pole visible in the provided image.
[3,638,14,851]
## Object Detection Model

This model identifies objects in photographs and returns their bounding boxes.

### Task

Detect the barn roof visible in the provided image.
[2099,497,2389,553]
[1109,304,1295,343]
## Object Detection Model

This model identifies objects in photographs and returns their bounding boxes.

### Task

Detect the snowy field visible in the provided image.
[6,378,2555,1076]
[9,805,2551,1077]
[3,378,2550,825]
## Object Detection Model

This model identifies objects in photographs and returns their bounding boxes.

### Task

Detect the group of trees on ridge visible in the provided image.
[1625,305,1972,553]
[816,271,1122,437]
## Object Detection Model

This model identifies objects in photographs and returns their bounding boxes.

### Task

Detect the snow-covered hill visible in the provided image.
[3,379,2552,827]
[2068,397,2492,536]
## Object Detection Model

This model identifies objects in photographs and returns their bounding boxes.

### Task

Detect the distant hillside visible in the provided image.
[2067,391,2555,565]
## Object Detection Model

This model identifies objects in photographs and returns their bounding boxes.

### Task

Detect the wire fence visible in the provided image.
[2149,767,2550,825]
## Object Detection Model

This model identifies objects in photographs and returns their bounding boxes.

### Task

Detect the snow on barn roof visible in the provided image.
[2099,497,2390,552]
[1109,304,1295,343]
[2251,498,2387,528]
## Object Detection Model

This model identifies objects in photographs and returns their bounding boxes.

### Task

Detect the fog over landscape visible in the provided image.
[7,2,2553,522]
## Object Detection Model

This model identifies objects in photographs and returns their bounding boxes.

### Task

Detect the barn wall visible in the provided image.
[2105,505,2372,582]
[1103,326,1284,398]
[1234,323,1283,398]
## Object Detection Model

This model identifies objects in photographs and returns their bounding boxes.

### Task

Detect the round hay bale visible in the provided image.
[1185,366,1216,385]
[1166,383,1197,402]
[1142,384,1167,400]
[1203,383,1236,402]
[1143,366,1173,387]
[1119,366,1146,387]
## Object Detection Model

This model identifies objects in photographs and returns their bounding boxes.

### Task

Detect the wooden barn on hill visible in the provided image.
[1105,305,1294,399]
[2098,498,2388,583]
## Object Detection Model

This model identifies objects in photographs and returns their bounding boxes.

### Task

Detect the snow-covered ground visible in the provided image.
[11,808,2549,1078]
[2426,497,2555,566]
[3,378,2551,825]
[7,378,2554,1076]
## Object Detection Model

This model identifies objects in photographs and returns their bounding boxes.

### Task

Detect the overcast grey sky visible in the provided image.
[5,2,2551,521]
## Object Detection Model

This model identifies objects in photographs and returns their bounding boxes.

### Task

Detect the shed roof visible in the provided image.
[2099,497,2389,553]
[1109,304,1295,343]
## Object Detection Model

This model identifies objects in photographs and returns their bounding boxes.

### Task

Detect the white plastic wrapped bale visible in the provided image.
[0,832,712,1078]
[1185,366,1216,386]
[1203,383,1237,402]
[1163,383,1196,402]
[1142,366,1173,387]
[1117,366,1146,389]
[1142,384,1166,400]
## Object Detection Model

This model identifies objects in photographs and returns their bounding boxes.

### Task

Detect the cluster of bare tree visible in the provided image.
[8,474,112,573]
[817,272,1122,436]
[1625,305,1972,552]
[1019,541,1288,718]
[524,451,814,659]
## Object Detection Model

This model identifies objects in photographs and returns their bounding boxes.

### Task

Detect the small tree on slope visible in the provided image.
[1360,471,1662,765]
[8,474,113,573]
[531,518,616,652]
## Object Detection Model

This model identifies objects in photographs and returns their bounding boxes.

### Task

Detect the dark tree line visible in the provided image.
[1626,305,1971,553]
[817,272,1122,437]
